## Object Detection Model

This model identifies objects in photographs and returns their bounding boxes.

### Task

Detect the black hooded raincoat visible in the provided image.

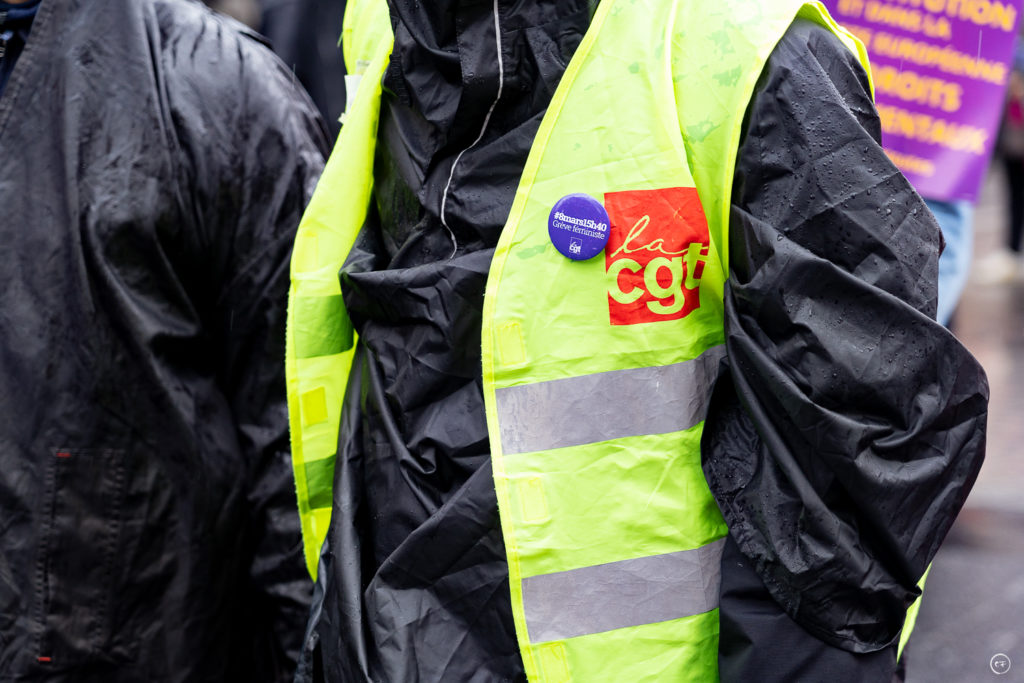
[0,1,328,680]
[296,1,988,681]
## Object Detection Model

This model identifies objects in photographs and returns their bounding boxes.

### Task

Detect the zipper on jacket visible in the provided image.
[439,0,505,258]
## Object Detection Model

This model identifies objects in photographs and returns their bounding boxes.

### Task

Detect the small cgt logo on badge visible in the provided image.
[605,187,710,325]
[990,653,1011,675]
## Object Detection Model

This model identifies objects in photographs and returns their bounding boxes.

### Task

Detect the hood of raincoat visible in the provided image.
[296,2,987,680]
[0,1,328,680]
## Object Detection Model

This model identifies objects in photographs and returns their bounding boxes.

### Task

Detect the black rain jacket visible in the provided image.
[296,2,988,681]
[0,1,329,680]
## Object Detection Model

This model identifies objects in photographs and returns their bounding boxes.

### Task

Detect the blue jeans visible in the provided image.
[926,198,974,327]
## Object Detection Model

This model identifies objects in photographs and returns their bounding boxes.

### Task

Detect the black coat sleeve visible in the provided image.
[167,9,331,679]
[702,16,989,670]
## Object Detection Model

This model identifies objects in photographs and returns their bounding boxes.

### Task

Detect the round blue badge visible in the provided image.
[548,193,611,261]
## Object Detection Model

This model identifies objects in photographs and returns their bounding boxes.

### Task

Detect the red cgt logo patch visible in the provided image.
[605,187,710,325]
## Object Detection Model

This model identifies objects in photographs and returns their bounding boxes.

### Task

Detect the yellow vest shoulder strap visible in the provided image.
[285,16,393,577]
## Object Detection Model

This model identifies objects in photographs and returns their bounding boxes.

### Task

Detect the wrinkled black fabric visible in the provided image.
[381,0,596,253]
[298,5,988,682]
[0,1,329,681]
[702,17,988,657]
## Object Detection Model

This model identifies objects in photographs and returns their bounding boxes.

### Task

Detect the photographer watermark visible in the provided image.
[990,653,1012,675]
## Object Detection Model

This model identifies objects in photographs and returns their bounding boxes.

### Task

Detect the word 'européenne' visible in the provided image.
[604,187,710,325]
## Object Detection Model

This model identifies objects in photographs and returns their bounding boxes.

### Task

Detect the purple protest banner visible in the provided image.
[822,0,1022,201]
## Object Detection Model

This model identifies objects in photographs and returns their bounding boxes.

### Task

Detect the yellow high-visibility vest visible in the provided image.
[286,0,872,678]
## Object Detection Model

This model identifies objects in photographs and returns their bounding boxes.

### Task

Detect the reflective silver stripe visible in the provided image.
[495,345,725,455]
[521,538,726,643]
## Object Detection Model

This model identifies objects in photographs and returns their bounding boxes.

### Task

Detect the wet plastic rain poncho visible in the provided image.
[0,1,329,680]
[295,2,988,681]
